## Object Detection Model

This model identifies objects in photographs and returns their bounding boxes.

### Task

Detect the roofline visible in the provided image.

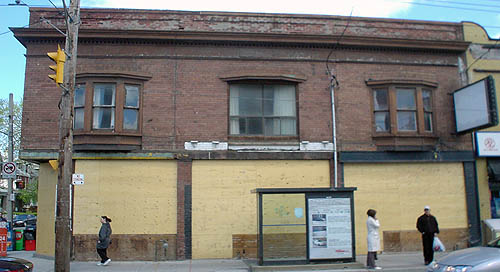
[11,27,470,53]
[27,7,465,27]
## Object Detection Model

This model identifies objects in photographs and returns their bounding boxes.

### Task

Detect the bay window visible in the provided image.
[368,80,436,135]
[71,73,150,151]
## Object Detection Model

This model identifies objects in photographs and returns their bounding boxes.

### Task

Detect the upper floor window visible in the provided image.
[369,80,436,135]
[93,83,116,129]
[124,85,140,130]
[229,83,297,136]
[74,84,86,130]
[73,74,147,134]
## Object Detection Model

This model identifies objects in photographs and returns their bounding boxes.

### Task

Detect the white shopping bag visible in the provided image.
[433,236,446,252]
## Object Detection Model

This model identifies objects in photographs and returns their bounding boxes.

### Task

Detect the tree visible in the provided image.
[0,98,22,162]
[17,179,38,207]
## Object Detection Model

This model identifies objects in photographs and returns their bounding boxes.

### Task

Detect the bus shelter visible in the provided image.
[254,187,357,265]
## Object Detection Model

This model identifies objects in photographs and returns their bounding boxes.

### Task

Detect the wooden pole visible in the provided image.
[55,0,80,270]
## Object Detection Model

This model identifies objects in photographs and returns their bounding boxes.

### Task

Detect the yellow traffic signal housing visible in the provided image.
[47,44,66,84]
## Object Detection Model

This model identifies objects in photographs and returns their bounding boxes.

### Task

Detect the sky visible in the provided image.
[1,0,499,104]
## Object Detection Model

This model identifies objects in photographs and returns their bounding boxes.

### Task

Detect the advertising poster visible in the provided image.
[308,197,352,259]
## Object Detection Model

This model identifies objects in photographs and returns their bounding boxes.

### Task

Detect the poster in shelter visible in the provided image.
[308,197,352,259]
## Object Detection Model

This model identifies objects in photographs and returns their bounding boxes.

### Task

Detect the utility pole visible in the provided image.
[7,93,14,229]
[54,0,80,271]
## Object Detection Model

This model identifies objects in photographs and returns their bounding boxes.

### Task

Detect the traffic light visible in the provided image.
[15,180,24,190]
[47,44,65,84]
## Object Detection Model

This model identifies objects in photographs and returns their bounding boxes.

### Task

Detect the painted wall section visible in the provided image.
[73,160,177,235]
[35,163,57,257]
[192,160,330,259]
[344,162,468,254]
[463,22,500,225]
[463,22,500,130]
[476,158,491,221]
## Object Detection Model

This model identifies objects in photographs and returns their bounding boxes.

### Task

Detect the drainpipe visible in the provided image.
[330,81,338,188]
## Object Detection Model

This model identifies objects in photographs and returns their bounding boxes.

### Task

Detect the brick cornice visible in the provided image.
[12,28,469,52]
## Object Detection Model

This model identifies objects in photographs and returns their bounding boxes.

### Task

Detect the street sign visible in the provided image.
[72,174,84,185]
[1,162,16,179]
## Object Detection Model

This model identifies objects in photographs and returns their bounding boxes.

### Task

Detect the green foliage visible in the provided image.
[0,98,23,161]
[17,179,38,207]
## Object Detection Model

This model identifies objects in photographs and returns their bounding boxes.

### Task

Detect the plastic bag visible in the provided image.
[433,236,445,252]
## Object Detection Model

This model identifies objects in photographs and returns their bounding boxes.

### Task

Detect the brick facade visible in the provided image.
[14,8,475,260]
[18,8,471,153]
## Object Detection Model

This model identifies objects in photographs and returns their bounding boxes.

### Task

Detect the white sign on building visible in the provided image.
[476,132,500,157]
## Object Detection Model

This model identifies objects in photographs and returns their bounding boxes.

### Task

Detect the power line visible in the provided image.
[417,0,500,9]
[465,39,500,73]
[47,0,58,9]
[394,0,500,14]
[0,19,44,36]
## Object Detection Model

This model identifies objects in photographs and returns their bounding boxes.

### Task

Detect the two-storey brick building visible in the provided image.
[14,8,477,260]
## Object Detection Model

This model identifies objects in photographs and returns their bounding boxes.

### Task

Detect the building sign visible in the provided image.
[476,132,500,157]
[453,76,498,134]
[308,197,352,259]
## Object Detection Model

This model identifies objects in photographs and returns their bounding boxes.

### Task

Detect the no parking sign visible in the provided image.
[1,163,16,179]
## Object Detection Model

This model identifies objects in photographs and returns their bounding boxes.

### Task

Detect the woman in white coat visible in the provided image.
[366,209,381,269]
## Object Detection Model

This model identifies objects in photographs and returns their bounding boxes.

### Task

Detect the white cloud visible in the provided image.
[81,0,413,18]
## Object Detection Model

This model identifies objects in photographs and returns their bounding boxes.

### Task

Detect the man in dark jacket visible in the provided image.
[416,206,439,265]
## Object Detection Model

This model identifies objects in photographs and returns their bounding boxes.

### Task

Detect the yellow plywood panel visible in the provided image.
[73,160,177,235]
[344,162,467,254]
[35,163,57,257]
[476,158,491,221]
[192,160,330,259]
[262,194,305,226]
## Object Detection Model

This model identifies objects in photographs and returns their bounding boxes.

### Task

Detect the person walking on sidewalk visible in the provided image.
[97,216,112,266]
[366,209,381,270]
[416,206,439,265]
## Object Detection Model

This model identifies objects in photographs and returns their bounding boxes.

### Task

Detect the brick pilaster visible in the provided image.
[176,159,192,259]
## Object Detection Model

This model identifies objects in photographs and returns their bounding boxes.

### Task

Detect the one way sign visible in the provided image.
[1,162,16,179]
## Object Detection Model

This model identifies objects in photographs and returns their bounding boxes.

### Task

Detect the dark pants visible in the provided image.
[97,248,109,263]
[422,234,434,264]
[367,251,377,268]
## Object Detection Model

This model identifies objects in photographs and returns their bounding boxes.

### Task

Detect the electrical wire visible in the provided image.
[415,0,500,9]
[0,19,44,36]
[395,0,500,14]
[465,39,500,73]
[47,0,58,9]
[325,9,353,87]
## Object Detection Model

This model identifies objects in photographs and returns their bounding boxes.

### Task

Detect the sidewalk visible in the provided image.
[7,250,439,272]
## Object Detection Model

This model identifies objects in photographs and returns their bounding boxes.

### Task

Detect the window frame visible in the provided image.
[227,80,300,139]
[367,80,437,137]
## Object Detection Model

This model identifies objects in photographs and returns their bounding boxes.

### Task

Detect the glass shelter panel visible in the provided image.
[262,193,307,262]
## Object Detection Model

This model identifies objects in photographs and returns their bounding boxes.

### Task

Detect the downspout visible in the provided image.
[330,81,338,188]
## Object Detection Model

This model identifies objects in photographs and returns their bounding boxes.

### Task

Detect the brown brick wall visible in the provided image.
[262,233,307,260]
[383,228,468,252]
[29,8,463,41]
[73,234,176,261]
[176,160,192,259]
[20,41,471,152]
[232,233,307,260]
